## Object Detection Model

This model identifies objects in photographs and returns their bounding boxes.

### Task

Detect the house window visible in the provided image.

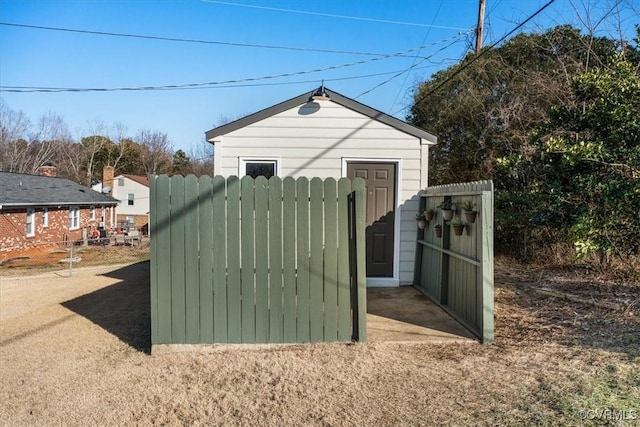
[240,158,280,179]
[118,178,125,186]
[100,206,106,228]
[26,208,35,237]
[128,194,134,206]
[42,208,49,227]
[69,206,80,230]
[90,205,96,221]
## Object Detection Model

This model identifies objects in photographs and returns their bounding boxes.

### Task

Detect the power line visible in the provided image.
[200,0,470,31]
[354,34,464,100]
[395,0,557,115]
[1,34,467,93]
[0,22,405,57]
[0,65,459,94]
[388,0,445,112]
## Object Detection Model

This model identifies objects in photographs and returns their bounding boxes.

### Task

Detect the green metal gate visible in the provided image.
[150,175,367,345]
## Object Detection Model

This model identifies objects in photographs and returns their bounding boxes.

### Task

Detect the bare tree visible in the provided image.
[0,100,31,172]
[188,138,215,176]
[0,101,71,175]
[56,141,86,183]
[82,120,109,186]
[24,112,70,175]
[136,129,173,175]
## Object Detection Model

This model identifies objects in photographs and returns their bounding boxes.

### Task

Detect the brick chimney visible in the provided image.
[39,162,57,177]
[103,166,115,196]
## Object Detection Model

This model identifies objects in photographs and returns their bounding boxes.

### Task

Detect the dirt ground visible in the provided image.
[0,260,638,426]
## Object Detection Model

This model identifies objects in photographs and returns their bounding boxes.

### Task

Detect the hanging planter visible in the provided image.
[460,200,477,224]
[442,209,454,221]
[448,218,465,236]
[438,200,454,220]
[425,209,435,221]
[434,224,443,238]
[415,212,427,229]
[463,211,477,223]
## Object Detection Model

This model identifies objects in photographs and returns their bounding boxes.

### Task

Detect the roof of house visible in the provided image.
[0,172,119,208]
[120,175,150,187]
[205,86,437,143]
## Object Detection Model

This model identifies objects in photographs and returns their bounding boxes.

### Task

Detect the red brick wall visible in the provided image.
[0,205,113,255]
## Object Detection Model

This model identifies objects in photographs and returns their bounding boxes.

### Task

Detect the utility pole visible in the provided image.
[475,0,486,54]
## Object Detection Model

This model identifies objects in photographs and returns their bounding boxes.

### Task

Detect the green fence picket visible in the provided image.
[336,178,352,341]
[268,177,284,342]
[323,178,338,341]
[184,175,200,343]
[282,177,297,342]
[226,176,241,343]
[212,176,228,342]
[169,175,186,343]
[198,176,214,343]
[295,177,310,342]
[254,176,270,343]
[240,176,256,343]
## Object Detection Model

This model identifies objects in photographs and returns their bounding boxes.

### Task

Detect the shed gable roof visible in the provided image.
[205,87,437,143]
[0,172,119,208]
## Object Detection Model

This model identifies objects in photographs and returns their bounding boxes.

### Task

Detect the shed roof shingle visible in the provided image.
[205,86,437,143]
[0,172,119,208]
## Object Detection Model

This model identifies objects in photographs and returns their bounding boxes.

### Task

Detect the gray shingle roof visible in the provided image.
[205,86,437,143]
[0,172,119,208]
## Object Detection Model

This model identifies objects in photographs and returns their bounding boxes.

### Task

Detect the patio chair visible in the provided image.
[114,234,126,246]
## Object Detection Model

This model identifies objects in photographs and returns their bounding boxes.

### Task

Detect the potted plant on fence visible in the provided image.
[433,223,443,238]
[448,217,465,236]
[425,208,435,221]
[415,212,427,229]
[460,200,477,223]
[438,200,454,220]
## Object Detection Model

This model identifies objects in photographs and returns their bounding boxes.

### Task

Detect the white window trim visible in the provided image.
[42,208,49,227]
[69,206,80,230]
[238,157,281,178]
[341,157,403,287]
[89,205,96,221]
[128,193,134,206]
[26,208,35,237]
[100,206,106,228]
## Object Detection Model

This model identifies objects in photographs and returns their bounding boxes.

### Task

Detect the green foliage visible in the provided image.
[409,26,627,188]
[172,149,191,175]
[448,217,464,227]
[536,54,640,260]
[409,24,640,265]
[460,200,476,211]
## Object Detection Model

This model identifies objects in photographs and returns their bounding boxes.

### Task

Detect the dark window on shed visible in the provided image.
[245,162,276,179]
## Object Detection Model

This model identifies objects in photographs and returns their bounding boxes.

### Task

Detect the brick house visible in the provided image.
[92,166,150,231]
[0,167,118,258]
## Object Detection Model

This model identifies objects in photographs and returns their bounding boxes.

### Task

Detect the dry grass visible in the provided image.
[1,260,638,426]
[0,243,150,276]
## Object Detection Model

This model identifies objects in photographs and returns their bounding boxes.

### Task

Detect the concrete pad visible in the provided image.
[367,287,476,343]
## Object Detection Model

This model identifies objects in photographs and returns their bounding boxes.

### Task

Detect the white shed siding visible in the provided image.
[215,101,424,284]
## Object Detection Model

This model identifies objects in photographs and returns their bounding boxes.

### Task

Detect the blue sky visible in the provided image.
[1,0,638,154]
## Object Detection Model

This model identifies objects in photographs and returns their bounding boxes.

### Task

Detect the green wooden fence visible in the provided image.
[150,175,367,345]
[413,180,494,343]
